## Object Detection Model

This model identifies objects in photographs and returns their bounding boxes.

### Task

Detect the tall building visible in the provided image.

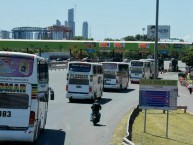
[0,30,10,39]
[68,8,75,37]
[56,19,61,26]
[82,21,88,39]
[64,20,68,27]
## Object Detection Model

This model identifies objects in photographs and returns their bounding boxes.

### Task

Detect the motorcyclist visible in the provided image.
[90,100,102,122]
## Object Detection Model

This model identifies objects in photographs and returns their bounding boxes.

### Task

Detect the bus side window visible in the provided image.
[38,60,49,82]
[93,66,97,74]
[99,66,102,74]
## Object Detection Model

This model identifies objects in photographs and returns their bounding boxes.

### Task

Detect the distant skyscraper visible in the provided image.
[82,21,88,39]
[0,30,10,39]
[56,19,61,26]
[64,20,68,27]
[68,8,75,37]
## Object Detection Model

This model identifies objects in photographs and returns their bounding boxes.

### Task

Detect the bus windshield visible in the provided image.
[0,57,34,77]
[103,63,117,71]
[131,67,142,73]
[130,61,143,66]
[69,63,91,72]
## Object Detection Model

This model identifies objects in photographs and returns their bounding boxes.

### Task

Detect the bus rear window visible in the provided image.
[0,57,33,77]
[69,63,91,72]
[103,63,117,70]
[0,93,29,109]
[131,61,143,66]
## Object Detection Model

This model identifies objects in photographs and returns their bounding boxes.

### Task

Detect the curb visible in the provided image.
[122,106,141,145]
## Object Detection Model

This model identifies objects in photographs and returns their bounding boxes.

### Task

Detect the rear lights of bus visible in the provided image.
[66,85,68,91]
[89,86,92,92]
[29,111,35,127]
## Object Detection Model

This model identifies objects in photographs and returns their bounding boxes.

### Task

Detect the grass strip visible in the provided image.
[133,109,193,145]
[111,109,193,145]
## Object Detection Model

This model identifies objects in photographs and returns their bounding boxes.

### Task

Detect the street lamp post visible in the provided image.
[154,0,159,79]
[142,28,145,40]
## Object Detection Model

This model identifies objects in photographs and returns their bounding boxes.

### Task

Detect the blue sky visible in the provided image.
[1,0,193,41]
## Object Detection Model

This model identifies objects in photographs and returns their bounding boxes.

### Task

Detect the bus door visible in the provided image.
[0,83,32,128]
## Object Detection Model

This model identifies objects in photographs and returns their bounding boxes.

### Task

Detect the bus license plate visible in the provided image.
[76,85,82,88]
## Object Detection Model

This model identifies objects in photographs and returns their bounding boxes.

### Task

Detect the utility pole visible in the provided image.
[154,0,159,79]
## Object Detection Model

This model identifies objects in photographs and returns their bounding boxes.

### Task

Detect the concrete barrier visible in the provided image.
[122,106,141,145]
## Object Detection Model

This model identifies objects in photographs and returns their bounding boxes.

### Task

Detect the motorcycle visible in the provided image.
[91,112,100,126]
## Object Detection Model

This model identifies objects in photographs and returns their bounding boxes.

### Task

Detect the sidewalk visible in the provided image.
[160,71,193,113]
[178,80,193,113]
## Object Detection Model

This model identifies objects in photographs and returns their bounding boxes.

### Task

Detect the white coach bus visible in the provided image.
[130,59,151,83]
[66,61,103,102]
[140,58,159,79]
[102,62,129,91]
[0,51,54,143]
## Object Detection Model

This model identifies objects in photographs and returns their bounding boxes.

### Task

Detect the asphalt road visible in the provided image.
[2,70,192,145]
[41,69,139,145]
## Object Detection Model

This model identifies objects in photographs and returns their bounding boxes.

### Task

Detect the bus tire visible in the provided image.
[119,85,122,91]
[98,90,102,99]
[94,93,97,100]
[69,98,73,103]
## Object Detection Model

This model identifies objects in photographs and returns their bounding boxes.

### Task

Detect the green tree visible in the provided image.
[182,48,193,66]
[123,36,135,41]
[135,34,141,41]
[73,36,94,40]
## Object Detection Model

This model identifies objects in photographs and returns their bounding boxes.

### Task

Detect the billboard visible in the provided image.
[147,25,170,39]
[139,79,178,110]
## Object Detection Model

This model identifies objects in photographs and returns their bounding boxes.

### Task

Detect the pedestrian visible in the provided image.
[188,82,193,94]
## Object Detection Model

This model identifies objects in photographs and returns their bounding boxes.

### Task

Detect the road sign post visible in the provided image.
[139,79,178,138]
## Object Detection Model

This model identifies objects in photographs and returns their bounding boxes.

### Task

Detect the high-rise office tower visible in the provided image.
[0,30,10,39]
[64,20,68,27]
[56,19,61,26]
[68,8,75,37]
[82,21,88,39]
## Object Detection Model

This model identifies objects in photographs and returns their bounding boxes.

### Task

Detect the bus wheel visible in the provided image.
[94,93,97,100]
[119,85,122,91]
[98,90,102,99]
[69,98,74,103]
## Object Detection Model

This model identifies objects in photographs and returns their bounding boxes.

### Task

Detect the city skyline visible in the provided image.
[0,0,193,41]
